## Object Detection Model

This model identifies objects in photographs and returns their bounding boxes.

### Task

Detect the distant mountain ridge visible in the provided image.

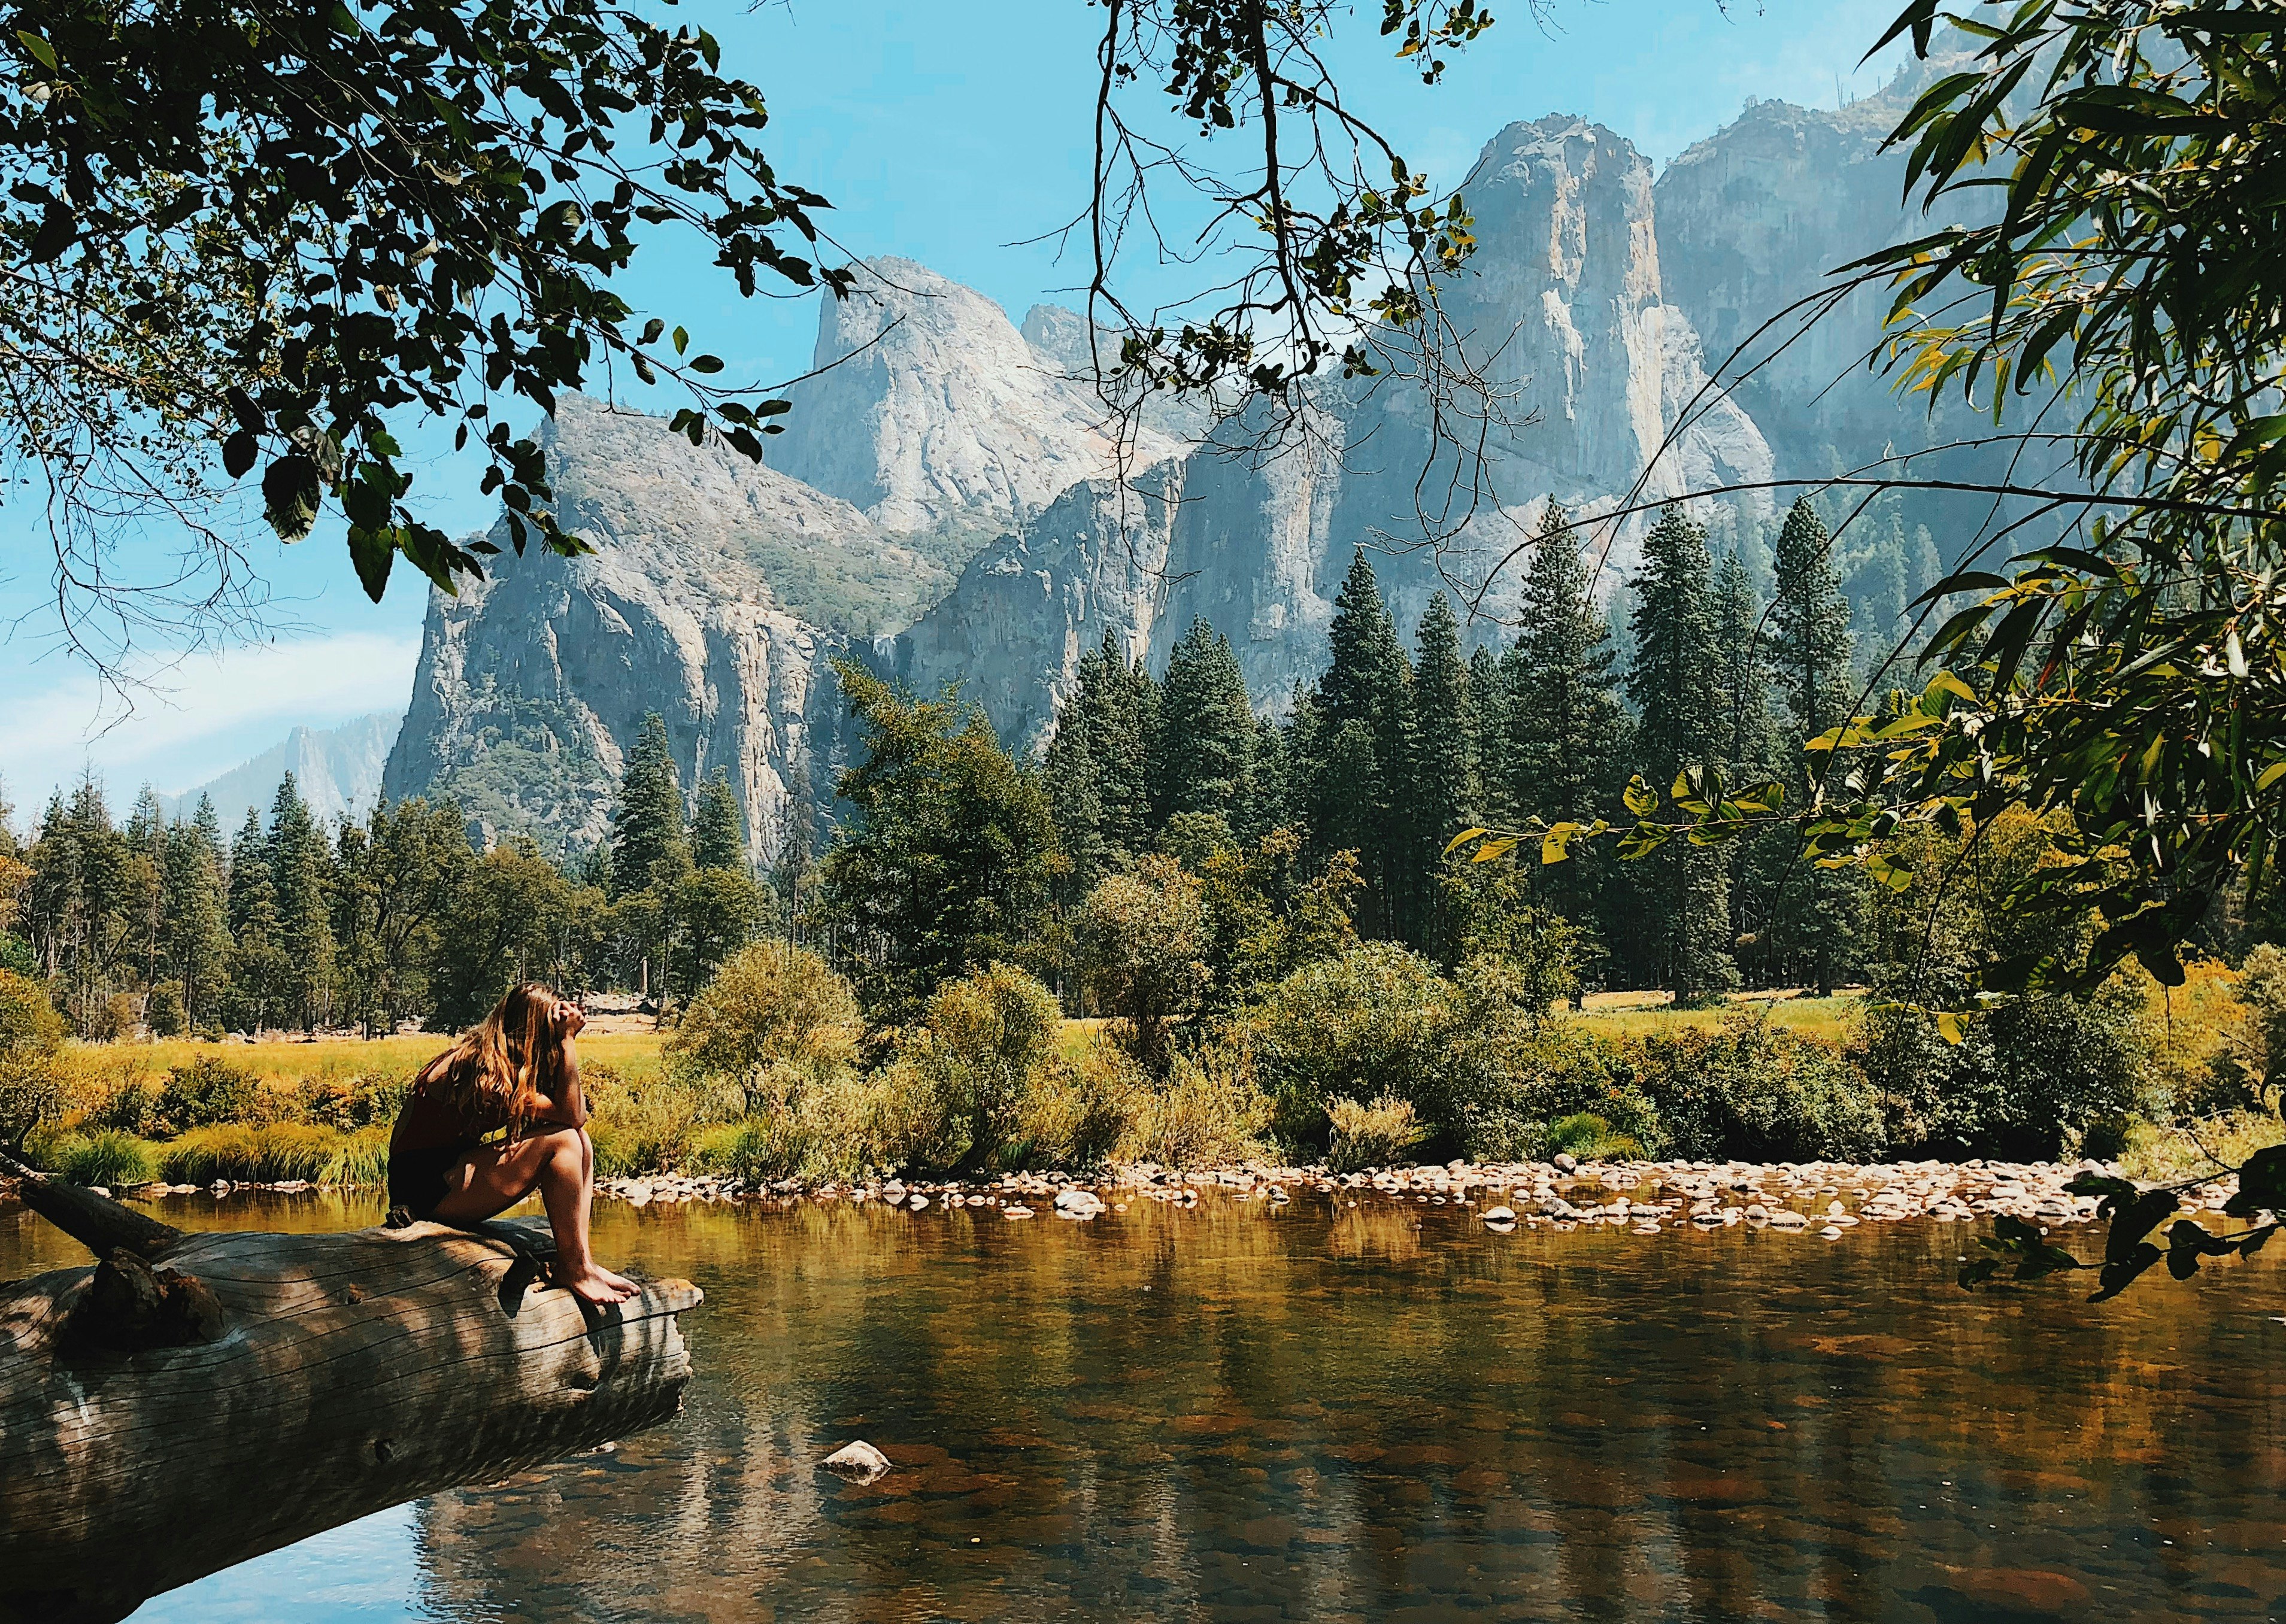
[383,89,1963,860]
[163,713,401,833]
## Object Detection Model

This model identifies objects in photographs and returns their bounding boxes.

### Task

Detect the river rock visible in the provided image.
[1553,1154,1579,1173]
[1053,1188,1105,1219]
[822,1441,893,1485]
[1482,1206,1517,1225]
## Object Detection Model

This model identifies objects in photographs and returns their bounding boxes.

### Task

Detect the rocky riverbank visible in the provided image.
[39,1155,2240,1240]
[593,1155,2243,1239]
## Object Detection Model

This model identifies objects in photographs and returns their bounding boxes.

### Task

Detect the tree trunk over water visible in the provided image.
[0,1171,702,1624]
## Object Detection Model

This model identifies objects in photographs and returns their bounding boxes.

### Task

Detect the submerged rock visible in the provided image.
[822,1441,893,1484]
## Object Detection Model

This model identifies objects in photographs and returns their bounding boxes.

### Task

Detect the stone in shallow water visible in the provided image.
[822,1441,893,1484]
[1481,1206,1517,1225]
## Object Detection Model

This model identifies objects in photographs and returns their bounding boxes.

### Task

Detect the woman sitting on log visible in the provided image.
[387,983,638,1306]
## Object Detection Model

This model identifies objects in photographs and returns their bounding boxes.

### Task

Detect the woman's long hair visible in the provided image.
[418,983,565,1138]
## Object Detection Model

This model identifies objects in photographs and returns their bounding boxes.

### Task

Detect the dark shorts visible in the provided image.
[386,1144,469,1221]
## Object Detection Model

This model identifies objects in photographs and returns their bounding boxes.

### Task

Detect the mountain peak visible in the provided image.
[766,257,1182,533]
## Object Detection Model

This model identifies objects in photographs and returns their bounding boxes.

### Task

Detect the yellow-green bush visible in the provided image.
[585,1062,741,1177]
[1325,1095,1428,1173]
[0,967,66,1148]
[666,942,859,1083]
[1118,1038,1274,1168]
[1013,1041,1146,1170]
[861,963,1062,1174]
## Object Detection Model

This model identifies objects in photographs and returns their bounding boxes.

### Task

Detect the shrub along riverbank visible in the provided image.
[5,941,2277,1191]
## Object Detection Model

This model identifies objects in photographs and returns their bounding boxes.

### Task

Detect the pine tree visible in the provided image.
[1409,593,1476,955]
[1310,550,1415,940]
[1627,506,1738,1003]
[1712,549,1778,783]
[1150,618,1256,825]
[1767,495,1867,994]
[226,806,286,1031]
[1768,497,1855,752]
[692,768,746,871]
[1466,642,1510,825]
[124,785,168,993]
[266,774,336,1030]
[1045,632,1157,898]
[1510,501,1630,934]
[160,800,231,1030]
[1711,547,1784,989]
[611,712,688,899]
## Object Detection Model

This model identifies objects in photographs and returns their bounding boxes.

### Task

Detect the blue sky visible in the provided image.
[0,0,1908,822]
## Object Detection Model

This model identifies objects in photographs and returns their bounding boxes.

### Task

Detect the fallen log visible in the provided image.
[0,1161,702,1624]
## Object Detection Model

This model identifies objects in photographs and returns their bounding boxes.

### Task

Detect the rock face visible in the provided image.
[163,712,401,832]
[382,395,878,856]
[1436,116,1772,521]
[1651,71,2010,544]
[387,100,1967,854]
[768,257,1182,535]
[896,116,1775,734]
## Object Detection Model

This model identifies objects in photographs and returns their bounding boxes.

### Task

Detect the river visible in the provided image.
[5,1186,2283,1622]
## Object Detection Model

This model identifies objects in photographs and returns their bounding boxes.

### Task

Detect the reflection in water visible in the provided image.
[4,1187,2282,1621]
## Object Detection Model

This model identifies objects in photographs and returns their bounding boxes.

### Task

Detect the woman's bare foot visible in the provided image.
[598,1264,640,1294]
[560,1266,636,1306]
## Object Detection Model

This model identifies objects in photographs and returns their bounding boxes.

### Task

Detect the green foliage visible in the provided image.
[1859,987,2145,1164]
[153,1055,259,1134]
[895,963,1063,1173]
[1152,619,1257,828]
[584,1063,739,1179]
[1014,1041,1147,1171]
[1626,506,1740,1004]
[1541,1112,1642,1162]
[666,942,859,1083]
[1304,551,1417,940]
[1325,1094,1429,1173]
[818,663,1058,1023]
[1045,631,1159,898]
[427,839,606,1029]
[156,1122,349,1185]
[1500,501,1629,931]
[692,770,747,873]
[1801,0,2286,995]
[1624,1014,1887,1164]
[1118,1037,1275,1168]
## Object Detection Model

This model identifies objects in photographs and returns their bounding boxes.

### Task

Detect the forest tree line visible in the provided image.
[0,495,2157,1049]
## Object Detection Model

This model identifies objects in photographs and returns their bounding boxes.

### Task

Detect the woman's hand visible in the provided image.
[556,998,587,1039]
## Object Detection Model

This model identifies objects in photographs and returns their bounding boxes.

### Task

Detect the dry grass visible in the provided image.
[1573,994,1860,1046]
[58,1030,666,1096]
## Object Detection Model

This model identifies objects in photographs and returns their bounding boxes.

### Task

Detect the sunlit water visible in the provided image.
[8,1185,2286,1622]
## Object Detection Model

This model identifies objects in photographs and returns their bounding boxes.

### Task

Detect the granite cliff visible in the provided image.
[387,99,1959,858]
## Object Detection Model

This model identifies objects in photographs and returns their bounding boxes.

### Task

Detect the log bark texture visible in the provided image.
[0,1200,701,1624]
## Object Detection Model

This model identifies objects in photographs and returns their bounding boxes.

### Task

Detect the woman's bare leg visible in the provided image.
[428,1129,635,1304]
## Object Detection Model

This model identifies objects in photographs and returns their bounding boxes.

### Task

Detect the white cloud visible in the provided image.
[3,629,420,818]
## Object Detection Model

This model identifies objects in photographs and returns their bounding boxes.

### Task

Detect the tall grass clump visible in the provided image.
[54,1129,159,1187]
[158,1123,343,1184]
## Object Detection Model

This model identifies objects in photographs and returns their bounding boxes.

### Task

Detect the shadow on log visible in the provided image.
[0,1160,702,1624]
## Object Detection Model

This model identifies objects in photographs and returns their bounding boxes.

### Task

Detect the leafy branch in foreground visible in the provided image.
[5,0,840,661]
[1963,1154,2286,1301]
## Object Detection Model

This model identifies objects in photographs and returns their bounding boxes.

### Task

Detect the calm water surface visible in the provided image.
[7,1186,2286,1623]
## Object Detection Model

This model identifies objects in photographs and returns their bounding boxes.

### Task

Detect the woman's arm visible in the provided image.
[525,1001,591,1131]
